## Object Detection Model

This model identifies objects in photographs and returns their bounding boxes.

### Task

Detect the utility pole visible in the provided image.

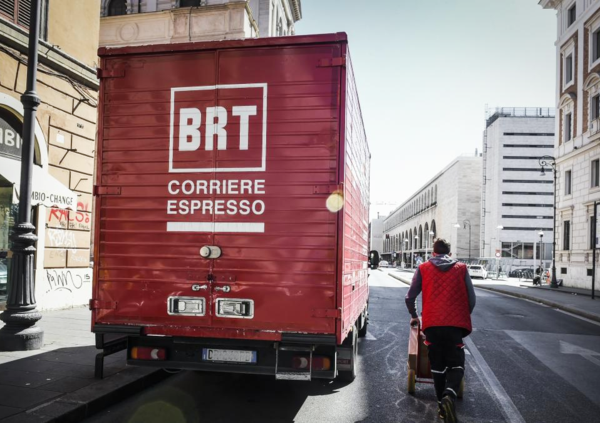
[0,0,44,351]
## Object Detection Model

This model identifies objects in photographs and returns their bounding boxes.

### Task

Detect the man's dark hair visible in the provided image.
[433,238,451,255]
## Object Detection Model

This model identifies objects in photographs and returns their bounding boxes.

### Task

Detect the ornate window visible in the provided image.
[107,0,127,16]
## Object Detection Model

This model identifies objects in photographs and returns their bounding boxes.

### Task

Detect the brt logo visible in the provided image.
[169,84,267,173]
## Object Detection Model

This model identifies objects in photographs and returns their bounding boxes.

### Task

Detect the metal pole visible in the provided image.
[593,202,597,300]
[551,164,558,288]
[0,0,44,351]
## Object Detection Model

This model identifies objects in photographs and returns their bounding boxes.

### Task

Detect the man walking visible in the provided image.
[405,238,476,422]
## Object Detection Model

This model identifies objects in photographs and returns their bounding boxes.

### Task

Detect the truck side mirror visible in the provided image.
[369,250,380,269]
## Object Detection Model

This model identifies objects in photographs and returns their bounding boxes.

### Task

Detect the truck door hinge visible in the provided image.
[313,184,343,194]
[318,57,346,68]
[97,68,125,79]
[89,299,117,310]
[312,308,342,319]
[94,186,121,196]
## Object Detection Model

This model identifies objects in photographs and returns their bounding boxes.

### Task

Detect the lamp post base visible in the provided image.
[0,310,44,351]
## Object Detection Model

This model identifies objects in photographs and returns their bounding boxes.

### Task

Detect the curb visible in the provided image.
[474,285,600,324]
[3,368,170,423]
[385,271,600,324]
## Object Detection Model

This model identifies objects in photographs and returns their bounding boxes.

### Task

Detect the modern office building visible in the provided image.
[539,0,600,291]
[481,107,556,271]
[381,155,482,266]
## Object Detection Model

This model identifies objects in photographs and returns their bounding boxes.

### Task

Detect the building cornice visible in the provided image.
[289,0,302,22]
[539,0,561,10]
[0,19,98,90]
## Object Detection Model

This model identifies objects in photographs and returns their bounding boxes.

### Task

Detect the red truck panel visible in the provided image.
[92,33,369,344]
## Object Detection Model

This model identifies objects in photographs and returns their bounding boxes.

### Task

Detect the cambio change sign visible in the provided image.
[167,84,267,233]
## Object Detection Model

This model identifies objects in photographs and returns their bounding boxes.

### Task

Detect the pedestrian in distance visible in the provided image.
[405,238,476,423]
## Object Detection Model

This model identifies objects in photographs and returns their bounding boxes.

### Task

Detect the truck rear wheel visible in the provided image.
[338,325,358,382]
[358,307,368,338]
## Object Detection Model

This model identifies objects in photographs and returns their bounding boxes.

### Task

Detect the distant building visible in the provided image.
[539,0,600,291]
[369,217,384,257]
[99,0,302,47]
[382,156,481,267]
[0,0,100,310]
[481,107,556,271]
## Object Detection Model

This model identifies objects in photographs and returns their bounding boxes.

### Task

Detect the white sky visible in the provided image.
[295,0,557,220]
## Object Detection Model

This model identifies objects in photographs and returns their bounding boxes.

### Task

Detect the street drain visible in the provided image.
[503,313,525,318]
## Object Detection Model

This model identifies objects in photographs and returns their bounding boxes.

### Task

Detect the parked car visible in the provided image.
[379,260,390,268]
[468,265,488,279]
[509,268,533,279]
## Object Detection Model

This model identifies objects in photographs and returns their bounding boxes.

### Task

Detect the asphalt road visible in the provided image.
[86,270,600,423]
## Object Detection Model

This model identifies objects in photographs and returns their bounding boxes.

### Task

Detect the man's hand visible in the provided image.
[410,317,420,327]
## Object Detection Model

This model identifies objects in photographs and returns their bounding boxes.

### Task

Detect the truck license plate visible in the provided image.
[202,348,257,364]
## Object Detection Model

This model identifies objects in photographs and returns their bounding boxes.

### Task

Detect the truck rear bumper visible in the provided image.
[127,334,338,380]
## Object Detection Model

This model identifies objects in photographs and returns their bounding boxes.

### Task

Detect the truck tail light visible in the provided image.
[292,355,331,371]
[131,347,166,361]
[216,299,254,318]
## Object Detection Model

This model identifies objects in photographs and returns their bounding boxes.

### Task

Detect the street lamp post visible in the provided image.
[404,239,409,269]
[454,220,472,262]
[427,230,434,260]
[539,156,559,288]
[496,225,503,279]
[0,0,44,351]
[414,235,418,268]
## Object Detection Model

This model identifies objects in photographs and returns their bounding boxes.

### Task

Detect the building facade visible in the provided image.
[382,156,482,266]
[0,0,100,310]
[540,0,600,290]
[481,108,556,271]
[99,0,302,47]
[369,216,384,257]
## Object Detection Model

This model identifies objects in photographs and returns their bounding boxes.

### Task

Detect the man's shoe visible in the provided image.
[441,396,457,423]
[437,401,445,419]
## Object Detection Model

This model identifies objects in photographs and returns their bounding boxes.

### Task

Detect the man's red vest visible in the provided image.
[419,261,472,334]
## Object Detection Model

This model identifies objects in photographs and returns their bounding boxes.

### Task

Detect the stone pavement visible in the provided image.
[0,307,166,422]
[384,268,600,324]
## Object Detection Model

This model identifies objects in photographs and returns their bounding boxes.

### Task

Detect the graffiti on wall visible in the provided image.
[45,268,91,294]
[47,201,91,231]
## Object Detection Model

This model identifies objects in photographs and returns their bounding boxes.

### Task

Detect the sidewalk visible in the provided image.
[0,307,167,422]
[383,268,600,324]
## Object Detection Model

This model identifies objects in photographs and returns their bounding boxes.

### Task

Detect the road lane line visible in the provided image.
[464,337,526,423]
[555,309,600,327]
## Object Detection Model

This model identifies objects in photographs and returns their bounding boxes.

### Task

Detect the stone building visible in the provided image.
[481,107,556,271]
[0,0,100,309]
[382,156,482,267]
[99,0,302,47]
[539,0,600,291]
[369,216,384,257]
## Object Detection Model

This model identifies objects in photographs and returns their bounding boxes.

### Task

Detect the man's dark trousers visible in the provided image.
[424,326,465,401]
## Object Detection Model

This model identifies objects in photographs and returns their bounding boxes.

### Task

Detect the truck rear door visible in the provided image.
[94,39,345,340]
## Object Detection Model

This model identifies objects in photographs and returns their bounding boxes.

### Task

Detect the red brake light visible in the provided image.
[131,346,166,360]
[292,355,331,371]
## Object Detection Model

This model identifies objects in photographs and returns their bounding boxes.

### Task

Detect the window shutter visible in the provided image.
[0,0,15,19]
[16,0,30,28]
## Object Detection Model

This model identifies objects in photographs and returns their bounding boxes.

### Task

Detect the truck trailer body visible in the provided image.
[92,33,370,381]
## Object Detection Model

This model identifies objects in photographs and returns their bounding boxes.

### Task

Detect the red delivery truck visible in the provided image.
[91,33,371,382]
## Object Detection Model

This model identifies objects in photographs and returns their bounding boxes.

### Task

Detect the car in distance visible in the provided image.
[468,265,488,279]
[378,260,390,268]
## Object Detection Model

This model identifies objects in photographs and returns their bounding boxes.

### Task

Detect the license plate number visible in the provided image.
[202,348,257,364]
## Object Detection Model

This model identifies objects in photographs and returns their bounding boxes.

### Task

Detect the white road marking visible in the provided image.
[465,337,526,423]
[365,332,377,341]
[560,340,600,367]
[555,309,600,327]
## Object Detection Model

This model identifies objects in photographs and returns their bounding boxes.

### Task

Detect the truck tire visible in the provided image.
[338,325,358,382]
[358,307,368,338]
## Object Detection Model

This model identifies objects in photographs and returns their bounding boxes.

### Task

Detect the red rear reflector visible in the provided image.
[292,356,331,371]
[131,347,166,361]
